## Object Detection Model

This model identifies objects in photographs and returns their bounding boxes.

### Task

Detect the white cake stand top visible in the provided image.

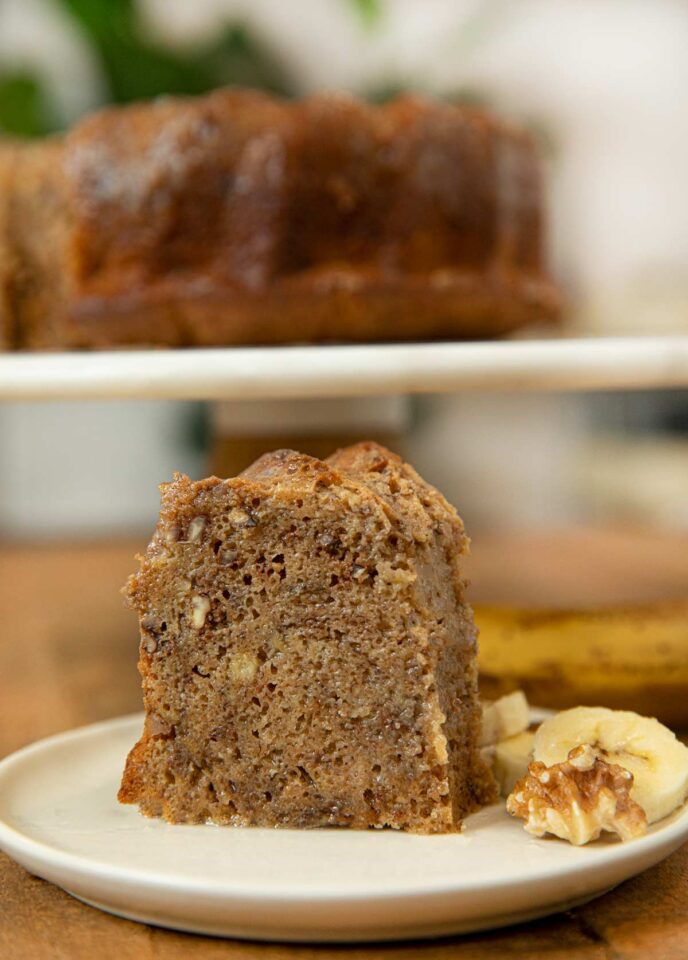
[1,337,687,401]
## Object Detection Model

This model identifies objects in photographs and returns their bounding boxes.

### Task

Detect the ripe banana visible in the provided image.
[493,730,535,796]
[533,706,688,824]
[475,602,688,728]
[480,690,530,747]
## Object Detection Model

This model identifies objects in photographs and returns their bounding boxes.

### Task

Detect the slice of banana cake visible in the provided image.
[119,442,495,832]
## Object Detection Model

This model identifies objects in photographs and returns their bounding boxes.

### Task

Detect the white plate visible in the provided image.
[1,337,687,401]
[0,713,687,943]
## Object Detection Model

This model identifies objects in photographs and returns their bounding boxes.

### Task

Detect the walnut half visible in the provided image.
[506,743,648,845]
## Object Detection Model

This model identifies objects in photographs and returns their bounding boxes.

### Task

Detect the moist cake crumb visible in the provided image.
[118,442,496,832]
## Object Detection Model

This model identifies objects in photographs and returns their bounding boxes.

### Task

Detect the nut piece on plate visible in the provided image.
[506,744,648,845]
[533,706,688,825]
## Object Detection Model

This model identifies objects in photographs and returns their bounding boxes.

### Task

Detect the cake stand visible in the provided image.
[0,336,687,400]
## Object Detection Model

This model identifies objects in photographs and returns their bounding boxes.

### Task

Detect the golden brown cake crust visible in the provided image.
[1,90,560,349]
[119,442,496,833]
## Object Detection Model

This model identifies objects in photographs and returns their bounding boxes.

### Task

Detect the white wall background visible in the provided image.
[0,402,206,537]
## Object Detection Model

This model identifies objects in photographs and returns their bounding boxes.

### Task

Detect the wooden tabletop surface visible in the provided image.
[1,530,687,960]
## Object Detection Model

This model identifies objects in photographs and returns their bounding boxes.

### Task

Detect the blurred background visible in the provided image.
[0,0,687,542]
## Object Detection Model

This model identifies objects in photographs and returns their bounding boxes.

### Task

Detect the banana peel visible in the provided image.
[475,602,688,729]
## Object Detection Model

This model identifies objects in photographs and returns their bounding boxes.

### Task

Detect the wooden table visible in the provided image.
[1,532,687,960]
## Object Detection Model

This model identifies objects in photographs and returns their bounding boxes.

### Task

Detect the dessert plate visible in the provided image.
[0,712,687,943]
[1,337,687,401]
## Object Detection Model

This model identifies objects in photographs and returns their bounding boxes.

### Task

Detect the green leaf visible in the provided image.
[349,0,382,26]
[56,0,291,106]
[203,25,291,95]
[0,73,51,136]
[56,0,134,43]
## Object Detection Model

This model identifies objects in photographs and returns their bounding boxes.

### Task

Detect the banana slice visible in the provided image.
[480,690,530,747]
[533,706,688,824]
[493,730,535,796]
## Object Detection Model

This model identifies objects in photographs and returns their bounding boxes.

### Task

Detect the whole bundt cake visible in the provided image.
[0,90,559,349]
